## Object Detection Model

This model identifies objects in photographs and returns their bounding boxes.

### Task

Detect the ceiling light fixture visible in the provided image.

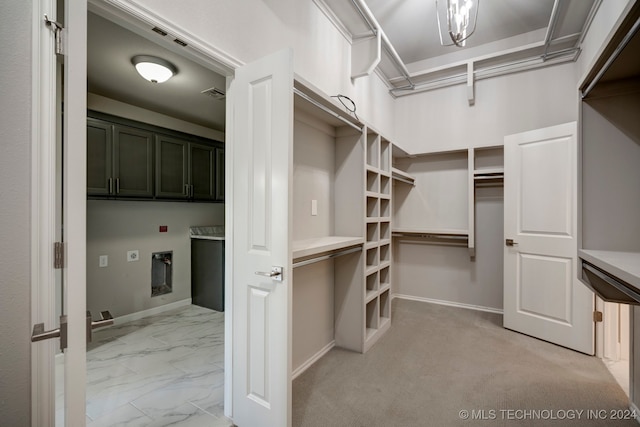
[131,55,177,83]
[436,0,479,48]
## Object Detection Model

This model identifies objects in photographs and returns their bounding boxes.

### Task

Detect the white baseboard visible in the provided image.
[113,298,193,325]
[392,293,503,315]
[292,340,335,380]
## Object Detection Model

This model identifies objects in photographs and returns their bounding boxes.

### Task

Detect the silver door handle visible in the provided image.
[86,310,114,343]
[31,315,68,350]
[255,266,283,282]
[506,239,518,246]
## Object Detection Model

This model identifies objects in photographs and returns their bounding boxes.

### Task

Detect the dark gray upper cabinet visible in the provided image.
[87,118,112,196]
[190,143,216,201]
[155,134,188,199]
[87,119,153,197]
[113,125,154,197]
[87,112,223,202]
[215,147,225,202]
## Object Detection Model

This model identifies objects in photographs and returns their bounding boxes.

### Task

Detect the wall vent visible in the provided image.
[174,38,187,47]
[151,27,168,36]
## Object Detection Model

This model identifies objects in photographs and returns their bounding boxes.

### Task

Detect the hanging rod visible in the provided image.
[293,88,362,132]
[292,245,362,269]
[392,175,415,186]
[392,231,468,241]
[582,14,640,98]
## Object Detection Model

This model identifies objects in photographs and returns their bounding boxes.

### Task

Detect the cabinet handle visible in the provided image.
[115,178,120,194]
[108,178,113,194]
[184,184,189,197]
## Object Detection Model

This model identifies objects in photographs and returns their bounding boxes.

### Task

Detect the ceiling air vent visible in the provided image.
[201,87,226,100]
[152,27,168,37]
[174,38,188,47]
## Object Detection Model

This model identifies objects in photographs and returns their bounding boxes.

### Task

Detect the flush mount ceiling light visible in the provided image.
[436,0,479,48]
[131,55,177,83]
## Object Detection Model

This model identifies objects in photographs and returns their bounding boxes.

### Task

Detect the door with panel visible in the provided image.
[231,48,293,427]
[503,122,594,354]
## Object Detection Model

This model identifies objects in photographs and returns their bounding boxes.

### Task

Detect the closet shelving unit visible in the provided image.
[468,146,504,256]
[290,80,393,377]
[392,150,470,250]
[363,129,393,351]
[577,3,640,306]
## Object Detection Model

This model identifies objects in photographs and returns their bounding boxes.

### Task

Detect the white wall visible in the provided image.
[87,200,224,316]
[393,186,504,311]
[394,62,579,154]
[0,0,32,423]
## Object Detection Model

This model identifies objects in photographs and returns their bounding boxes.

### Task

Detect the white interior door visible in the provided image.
[231,49,293,427]
[63,0,89,425]
[504,122,594,354]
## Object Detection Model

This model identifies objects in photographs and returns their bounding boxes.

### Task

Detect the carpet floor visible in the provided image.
[293,298,637,427]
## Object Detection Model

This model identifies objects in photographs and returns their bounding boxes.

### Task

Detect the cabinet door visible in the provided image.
[155,134,188,199]
[113,125,154,197]
[190,143,216,201]
[87,118,112,196]
[215,147,225,202]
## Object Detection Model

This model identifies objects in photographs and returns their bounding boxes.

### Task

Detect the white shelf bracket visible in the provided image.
[467,62,475,106]
[351,29,381,80]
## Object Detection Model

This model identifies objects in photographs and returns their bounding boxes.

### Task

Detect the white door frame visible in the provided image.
[31,1,60,424]
[31,0,243,424]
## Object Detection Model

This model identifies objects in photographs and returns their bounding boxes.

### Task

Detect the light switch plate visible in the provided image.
[99,255,108,268]
[127,250,139,262]
[311,199,318,216]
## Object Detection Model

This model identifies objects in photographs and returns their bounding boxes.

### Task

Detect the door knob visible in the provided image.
[506,239,518,247]
[255,266,283,282]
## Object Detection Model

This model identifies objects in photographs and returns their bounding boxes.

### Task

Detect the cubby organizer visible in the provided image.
[362,130,393,352]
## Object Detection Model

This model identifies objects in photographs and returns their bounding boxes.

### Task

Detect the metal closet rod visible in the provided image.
[392,175,415,186]
[582,14,640,99]
[292,245,362,269]
[293,88,362,132]
[392,232,468,241]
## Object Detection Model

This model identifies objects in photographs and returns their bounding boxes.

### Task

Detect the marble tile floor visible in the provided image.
[56,304,232,426]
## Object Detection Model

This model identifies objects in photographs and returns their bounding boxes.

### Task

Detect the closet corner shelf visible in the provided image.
[474,167,504,176]
[391,167,416,185]
[578,249,640,290]
[292,236,364,260]
[379,283,391,294]
[365,290,378,303]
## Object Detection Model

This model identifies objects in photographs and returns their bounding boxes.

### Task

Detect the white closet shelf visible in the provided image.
[579,250,640,290]
[474,167,504,176]
[292,236,364,260]
[391,167,415,185]
[379,283,391,293]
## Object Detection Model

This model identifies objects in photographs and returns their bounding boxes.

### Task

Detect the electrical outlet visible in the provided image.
[127,250,139,262]
[99,255,108,268]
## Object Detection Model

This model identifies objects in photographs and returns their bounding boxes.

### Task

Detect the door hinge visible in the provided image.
[44,14,65,56]
[593,310,603,323]
[54,241,65,269]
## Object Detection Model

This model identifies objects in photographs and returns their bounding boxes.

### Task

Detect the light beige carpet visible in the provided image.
[293,298,637,426]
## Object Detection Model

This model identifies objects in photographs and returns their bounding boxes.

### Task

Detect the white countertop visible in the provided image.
[579,249,640,290]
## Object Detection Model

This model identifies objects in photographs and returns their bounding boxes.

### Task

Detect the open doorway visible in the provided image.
[601,301,631,397]
[54,4,233,425]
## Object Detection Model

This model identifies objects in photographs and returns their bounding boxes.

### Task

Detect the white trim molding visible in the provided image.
[31,1,59,425]
[312,0,353,43]
[392,293,504,315]
[110,299,193,326]
[292,341,336,380]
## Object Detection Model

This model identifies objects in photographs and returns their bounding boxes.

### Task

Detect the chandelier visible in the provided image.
[436,0,479,47]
